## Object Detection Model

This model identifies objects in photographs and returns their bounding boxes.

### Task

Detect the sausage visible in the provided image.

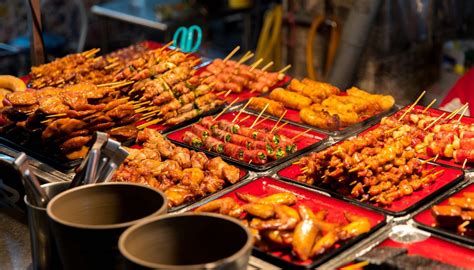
[269,88,312,110]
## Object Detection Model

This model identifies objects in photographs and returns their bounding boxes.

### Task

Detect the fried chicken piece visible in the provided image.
[292,205,320,261]
[206,157,240,184]
[242,203,275,219]
[199,174,225,194]
[60,136,91,152]
[190,151,208,169]
[164,185,194,207]
[42,118,87,140]
[195,197,243,218]
[250,205,300,230]
[38,96,69,114]
[237,192,297,206]
[108,125,138,142]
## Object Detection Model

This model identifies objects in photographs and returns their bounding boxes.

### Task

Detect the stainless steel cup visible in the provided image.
[119,213,253,270]
[24,181,70,270]
[46,182,167,270]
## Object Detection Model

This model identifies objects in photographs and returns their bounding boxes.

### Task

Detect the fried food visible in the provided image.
[269,88,312,110]
[248,97,286,117]
[289,78,339,103]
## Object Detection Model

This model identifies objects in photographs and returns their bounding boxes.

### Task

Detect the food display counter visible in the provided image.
[0,41,472,269]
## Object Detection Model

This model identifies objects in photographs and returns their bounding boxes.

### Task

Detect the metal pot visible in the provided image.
[119,213,253,270]
[47,182,167,270]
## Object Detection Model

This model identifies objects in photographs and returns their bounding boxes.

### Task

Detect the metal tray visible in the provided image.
[189,177,387,269]
[413,182,474,245]
[277,160,465,217]
[166,110,328,172]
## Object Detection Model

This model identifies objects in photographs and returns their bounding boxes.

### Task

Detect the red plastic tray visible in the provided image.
[278,163,464,216]
[194,64,291,104]
[414,182,474,245]
[377,235,474,268]
[166,111,327,171]
[192,177,386,269]
[375,104,474,170]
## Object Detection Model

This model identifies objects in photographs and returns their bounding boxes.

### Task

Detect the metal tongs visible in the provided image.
[0,152,49,207]
[69,131,129,188]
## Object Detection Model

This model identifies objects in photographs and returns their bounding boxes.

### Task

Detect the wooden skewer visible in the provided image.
[350,181,357,186]
[462,159,468,169]
[249,58,263,72]
[238,115,251,123]
[141,110,161,117]
[446,103,467,120]
[278,64,292,74]
[421,156,437,165]
[270,110,287,133]
[82,48,100,57]
[433,153,440,162]
[249,103,269,129]
[110,81,134,89]
[46,113,67,118]
[332,149,342,155]
[213,97,240,120]
[340,260,369,270]
[237,51,254,65]
[292,128,312,140]
[133,101,151,108]
[253,116,270,127]
[223,46,241,62]
[215,91,226,96]
[135,106,156,113]
[160,41,174,51]
[261,61,274,72]
[224,89,232,98]
[137,118,163,129]
[292,161,301,165]
[104,62,119,70]
[41,119,53,124]
[422,98,437,113]
[457,104,469,122]
[232,98,253,122]
[398,90,426,121]
[274,122,288,132]
[384,125,402,134]
[423,112,446,131]
[97,80,128,87]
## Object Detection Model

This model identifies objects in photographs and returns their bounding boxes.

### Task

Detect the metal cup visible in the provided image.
[46,182,167,270]
[24,181,70,270]
[119,213,253,270]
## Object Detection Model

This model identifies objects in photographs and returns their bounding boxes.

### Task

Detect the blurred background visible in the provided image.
[1,0,474,105]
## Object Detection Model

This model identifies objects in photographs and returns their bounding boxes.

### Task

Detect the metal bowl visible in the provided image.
[119,213,253,270]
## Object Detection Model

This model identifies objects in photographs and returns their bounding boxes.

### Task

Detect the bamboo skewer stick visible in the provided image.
[46,113,67,118]
[238,115,251,123]
[137,118,163,129]
[421,156,437,165]
[423,112,446,131]
[97,80,129,87]
[213,97,240,120]
[223,46,241,62]
[237,52,254,65]
[340,261,369,270]
[422,99,437,113]
[462,159,468,169]
[457,104,469,122]
[104,62,119,70]
[224,90,232,98]
[292,128,312,140]
[232,98,253,122]
[446,103,468,120]
[160,41,174,51]
[384,125,402,134]
[433,153,440,162]
[398,90,426,121]
[249,104,269,129]
[82,48,100,58]
[110,81,134,89]
[278,64,292,74]
[261,61,274,72]
[270,110,287,133]
[249,58,263,72]
[253,116,270,127]
[274,122,288,132]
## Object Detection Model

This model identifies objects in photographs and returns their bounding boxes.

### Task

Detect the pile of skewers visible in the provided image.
[29,44,150,88]
[248,78,395,131]
[195,192,372,261]
[1,83,139,160]
[379,93,473,167]
[431,191,474,237]
[198,47,290,95]
[112,128,242,207]
[181,100,299,165]
[295,125,444,205]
